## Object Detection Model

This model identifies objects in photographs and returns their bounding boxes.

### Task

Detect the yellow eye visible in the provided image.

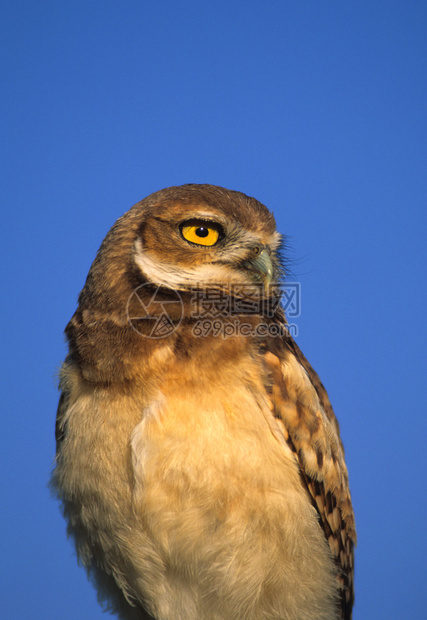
[180,222,221,247]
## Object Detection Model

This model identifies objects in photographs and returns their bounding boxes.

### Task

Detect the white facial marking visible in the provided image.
[134,238,247,290]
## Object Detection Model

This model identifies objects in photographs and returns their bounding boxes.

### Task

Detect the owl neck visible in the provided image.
[65,286,287,385]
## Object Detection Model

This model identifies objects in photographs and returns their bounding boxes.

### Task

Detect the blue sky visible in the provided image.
[2,2,426,618]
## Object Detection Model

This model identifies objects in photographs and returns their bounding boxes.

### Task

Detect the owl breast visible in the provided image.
[125,347,339,620]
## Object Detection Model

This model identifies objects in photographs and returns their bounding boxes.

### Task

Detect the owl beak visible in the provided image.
[248,248,274,285]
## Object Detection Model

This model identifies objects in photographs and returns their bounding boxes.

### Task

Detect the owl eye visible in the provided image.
[180,221,222,247]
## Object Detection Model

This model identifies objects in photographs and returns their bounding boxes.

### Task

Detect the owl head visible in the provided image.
[81,183,282,300]
[66,184,285,380]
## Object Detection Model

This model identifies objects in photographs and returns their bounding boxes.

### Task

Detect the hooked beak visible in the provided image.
[246,248,274,285]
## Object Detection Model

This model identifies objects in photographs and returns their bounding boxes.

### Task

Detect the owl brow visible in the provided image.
[178,208,226,220]
[180,218,224,229]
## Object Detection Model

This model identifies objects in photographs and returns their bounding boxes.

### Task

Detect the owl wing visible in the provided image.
[263,332,356,619]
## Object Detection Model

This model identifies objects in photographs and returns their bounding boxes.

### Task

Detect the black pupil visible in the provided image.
[196,227,209,238]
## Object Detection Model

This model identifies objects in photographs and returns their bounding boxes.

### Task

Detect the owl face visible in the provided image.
[77,184,284,328]
[132,189,283,294]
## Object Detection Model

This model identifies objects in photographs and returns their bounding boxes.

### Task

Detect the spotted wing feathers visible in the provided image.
[264,338,356,619]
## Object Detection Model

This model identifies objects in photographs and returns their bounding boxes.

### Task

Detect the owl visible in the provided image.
[51,184,355,620]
